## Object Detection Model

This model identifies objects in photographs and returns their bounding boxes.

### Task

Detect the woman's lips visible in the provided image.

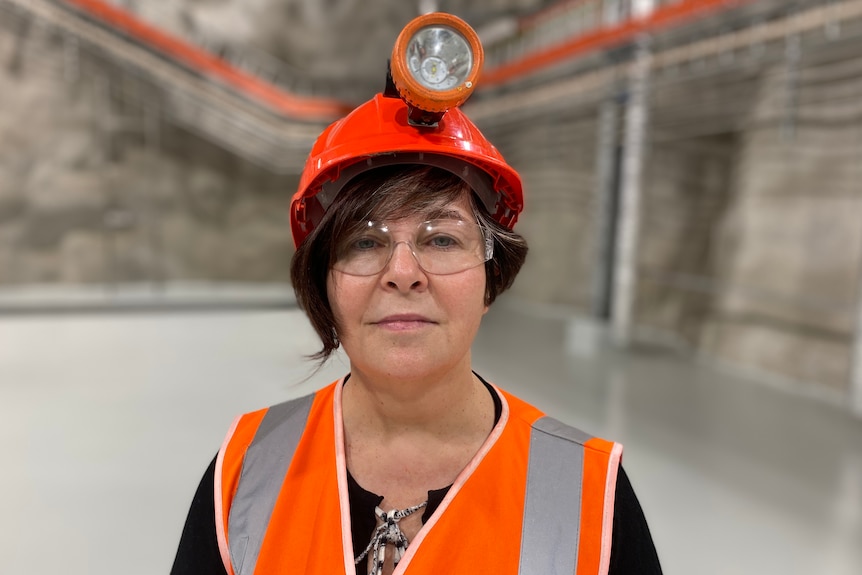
[373,314,435,330]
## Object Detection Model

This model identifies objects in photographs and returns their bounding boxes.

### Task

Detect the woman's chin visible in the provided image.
[350,351,468,385]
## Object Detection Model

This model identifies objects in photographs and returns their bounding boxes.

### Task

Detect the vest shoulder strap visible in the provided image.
[221,393,316,575]
[522,416,622,575]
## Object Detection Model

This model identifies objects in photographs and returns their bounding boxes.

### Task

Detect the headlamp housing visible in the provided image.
[390,13,483,122]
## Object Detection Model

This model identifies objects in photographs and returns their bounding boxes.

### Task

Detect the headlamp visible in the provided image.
[390,13,483,125]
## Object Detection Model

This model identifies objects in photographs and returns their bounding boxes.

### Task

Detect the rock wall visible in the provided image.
[699,60,862,393]
[636,133,739,345]
[479,107,600,309]
[636,54,862,393]
[0,17,297,287]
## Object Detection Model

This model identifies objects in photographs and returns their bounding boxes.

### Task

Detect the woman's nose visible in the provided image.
[381,241,427,290]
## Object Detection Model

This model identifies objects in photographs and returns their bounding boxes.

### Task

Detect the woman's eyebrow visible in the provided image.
[425,208,467,221]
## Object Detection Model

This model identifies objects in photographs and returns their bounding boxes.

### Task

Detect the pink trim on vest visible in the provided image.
[389,383,511,574]
[214,415,243,575]
[598,441,624,575]
[333,378,355,575]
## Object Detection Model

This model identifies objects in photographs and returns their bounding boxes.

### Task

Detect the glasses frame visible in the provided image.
[333,217,494,277]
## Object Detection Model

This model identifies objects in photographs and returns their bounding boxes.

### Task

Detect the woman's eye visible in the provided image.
[353,237,380,250]
[429,235,459,249]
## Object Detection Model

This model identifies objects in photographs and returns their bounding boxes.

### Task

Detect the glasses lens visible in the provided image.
[406,26,473,91]
[333,219,492,276]
[333,221,391,277]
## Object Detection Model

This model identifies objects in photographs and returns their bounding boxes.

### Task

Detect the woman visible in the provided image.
[172,15,661,575]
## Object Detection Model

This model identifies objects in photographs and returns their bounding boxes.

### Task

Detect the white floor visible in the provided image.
[1,297,860,574]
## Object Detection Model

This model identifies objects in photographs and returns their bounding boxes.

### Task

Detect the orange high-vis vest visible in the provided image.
[215,379,623,575]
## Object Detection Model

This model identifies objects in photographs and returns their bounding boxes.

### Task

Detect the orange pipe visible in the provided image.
[481,0,755,87]
[61,0,353,120]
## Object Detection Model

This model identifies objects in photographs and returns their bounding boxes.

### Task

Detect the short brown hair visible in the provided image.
[290,165,528,361]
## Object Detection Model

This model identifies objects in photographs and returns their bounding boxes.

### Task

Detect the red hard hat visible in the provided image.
[290,93,524,247]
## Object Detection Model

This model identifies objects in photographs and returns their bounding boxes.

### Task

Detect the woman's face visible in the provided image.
[327,193,488,384]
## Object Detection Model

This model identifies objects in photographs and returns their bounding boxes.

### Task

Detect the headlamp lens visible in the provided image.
[406,25,473,92]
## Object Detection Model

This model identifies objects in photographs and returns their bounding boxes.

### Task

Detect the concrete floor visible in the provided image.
[1,296,861,574]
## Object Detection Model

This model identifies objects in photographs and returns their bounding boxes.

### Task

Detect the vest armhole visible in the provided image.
[215,408,271,575]
[578,438,623,575]
[215,414,243,575]
[598,441,623,575]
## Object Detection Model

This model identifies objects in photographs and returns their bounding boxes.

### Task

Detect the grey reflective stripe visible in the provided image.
[228,394,315,575]
[519,416,592,575]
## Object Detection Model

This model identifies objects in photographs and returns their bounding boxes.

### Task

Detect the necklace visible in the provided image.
[355,501,428,575]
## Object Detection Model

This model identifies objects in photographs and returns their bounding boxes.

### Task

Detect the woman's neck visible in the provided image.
[341,365,496,509]
[341,364,492,440]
